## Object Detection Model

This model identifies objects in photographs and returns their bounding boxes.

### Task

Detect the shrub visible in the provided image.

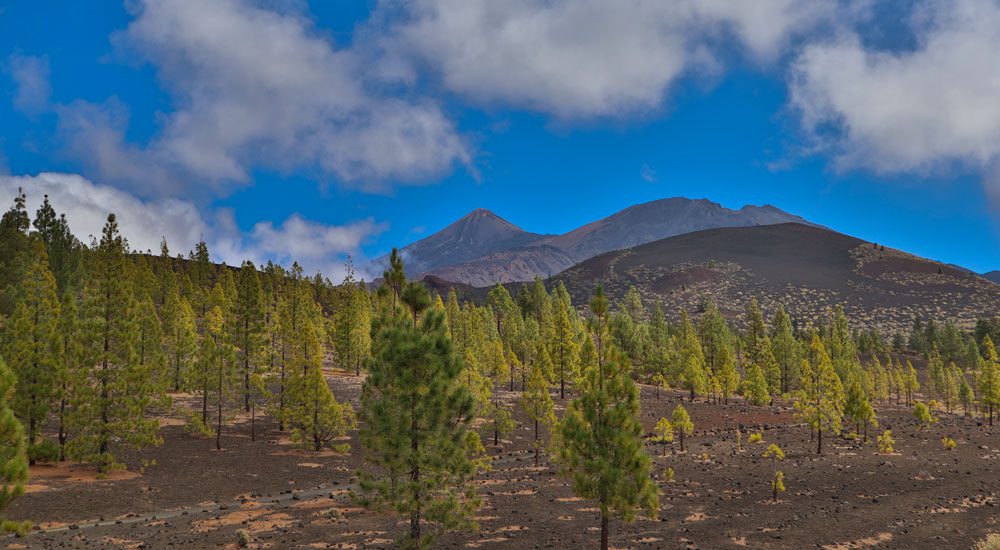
[748,432,763,444]
[663,467,675,482]
[941,436,956,451]
[28,439,60,463]
[877,430,895,454]
[762,444,785,460]
[913,402,936,429]
[975,533,1000,550]
[771,471,785,502]
[236,529,251,548]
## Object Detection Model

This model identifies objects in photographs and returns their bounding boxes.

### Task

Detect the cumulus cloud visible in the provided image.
[789,0,1000,187]
[379,0,842,119]
[0,172,384,279]
[7,54,51,115]
[59,0,468,197]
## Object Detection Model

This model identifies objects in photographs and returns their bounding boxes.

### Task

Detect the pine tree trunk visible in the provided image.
[250,403,256,442]
[58,396,67,461]
[817,427,823,455]
[560,374,565,400]
[278,350,286,431]
[600,511,609,550]
[313,395,321,452]
[216,359,223,451]
[534,418,539,467]
[679,430,685,453]
[410,413,421,545]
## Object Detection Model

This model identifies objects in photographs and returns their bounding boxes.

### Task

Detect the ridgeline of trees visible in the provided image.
[0,188,999,548]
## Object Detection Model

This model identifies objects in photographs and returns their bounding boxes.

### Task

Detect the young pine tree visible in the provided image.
[551,300,579,399]
[671,404,694,453]
[521,345,556,466]
[978,337,1000,425]
[0,356,28,531]
[745,364,770,406]
[5,242,61,461]
[356,281,484,549]
[843,375,877,441]
[556,340,659,550]
[795,335,845,455]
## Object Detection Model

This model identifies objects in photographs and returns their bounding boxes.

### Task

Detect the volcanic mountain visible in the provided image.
[378,198,813,286]
[373,208,553,278]
[550,222,1000,332]
[983,270,1000,284]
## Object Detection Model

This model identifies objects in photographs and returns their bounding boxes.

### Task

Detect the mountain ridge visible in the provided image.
[374,197,815,285]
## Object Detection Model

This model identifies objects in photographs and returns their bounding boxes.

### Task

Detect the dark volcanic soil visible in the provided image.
[4,371,1000,549]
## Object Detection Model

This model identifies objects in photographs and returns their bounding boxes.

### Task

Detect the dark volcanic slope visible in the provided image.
[983,270,1000,284]
[552,223,1000,332]
[545,197,815,261]
[376,208,550,277]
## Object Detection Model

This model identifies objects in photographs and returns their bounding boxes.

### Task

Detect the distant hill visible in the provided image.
[983,270,1000,284]
[550,223,999,333]
[372,208,552,278]
[376,197,813,285]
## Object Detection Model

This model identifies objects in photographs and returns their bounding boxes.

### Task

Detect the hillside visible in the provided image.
[551,223,1000,332]
[983,270,1000,284]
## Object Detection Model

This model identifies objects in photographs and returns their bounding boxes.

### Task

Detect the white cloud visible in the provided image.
[379,0,842,119]
[59,0,468,197]
[0,172,384,279]
[789,0,1000,182]
[7,54,51,116]
[639,163,657,183]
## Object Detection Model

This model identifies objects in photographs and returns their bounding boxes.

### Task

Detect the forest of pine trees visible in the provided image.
[1,189,1000,546]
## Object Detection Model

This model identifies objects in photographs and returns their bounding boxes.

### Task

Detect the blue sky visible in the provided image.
[1,0,998,278]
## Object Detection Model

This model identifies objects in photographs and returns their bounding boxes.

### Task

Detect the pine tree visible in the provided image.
[521,344,556,466]
[235,262,266,440]
[771,305,801,393]
[0,356,28,529]
[551,299,579,399]
[136,295,169,401]
[164,292,197,392]
[556,337,659,550]
[68,214,162,472]
[794,335,844,455]
[745,364,770,406]
[843,374,876,441]
[677,311,707,401]
[32,195,82,296]
[653,417,673,455]
[979,337,1000,425]
[206,283,239,451]
[959,375,974,416]
[56,293,81,460]
[744,297,767,367]
[482,340,514,447]
[356,280,484,548]
[287,311,354,451]
[671,404,694,453]
[5,242,61,461]
[905,360,920,407]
